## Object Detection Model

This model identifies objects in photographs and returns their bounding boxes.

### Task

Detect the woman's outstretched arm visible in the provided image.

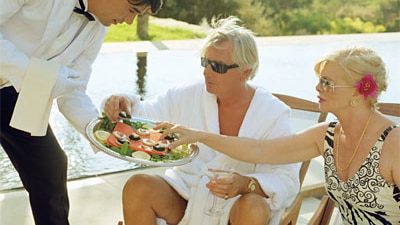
[157,122,326,165]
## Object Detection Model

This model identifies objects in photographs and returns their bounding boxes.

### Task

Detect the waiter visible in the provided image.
[0,0,162,224]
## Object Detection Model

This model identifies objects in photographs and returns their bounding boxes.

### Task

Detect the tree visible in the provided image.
[154,0,397,36]
[137,15,150,39]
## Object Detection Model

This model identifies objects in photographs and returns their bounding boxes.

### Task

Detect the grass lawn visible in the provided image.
[104,18,207,42]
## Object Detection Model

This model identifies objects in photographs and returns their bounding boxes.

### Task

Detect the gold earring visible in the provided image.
[350,99,358,107]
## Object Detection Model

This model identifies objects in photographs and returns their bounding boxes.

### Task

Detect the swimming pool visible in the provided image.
[1,37,399,191]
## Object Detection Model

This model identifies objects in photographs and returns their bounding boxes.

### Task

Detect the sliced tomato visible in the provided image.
[107,122,168,156]
[132,144,168,156]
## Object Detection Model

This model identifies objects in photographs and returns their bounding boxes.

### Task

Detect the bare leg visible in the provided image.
[229,193,270,225]
[122,174,187,225]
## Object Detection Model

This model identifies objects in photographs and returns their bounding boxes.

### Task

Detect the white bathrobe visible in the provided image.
[131,81,300,225]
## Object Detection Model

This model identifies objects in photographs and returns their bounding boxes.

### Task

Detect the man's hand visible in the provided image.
[103,94,133,122]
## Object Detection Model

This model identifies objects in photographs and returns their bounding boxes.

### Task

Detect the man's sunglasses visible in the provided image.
[201,57,239,74]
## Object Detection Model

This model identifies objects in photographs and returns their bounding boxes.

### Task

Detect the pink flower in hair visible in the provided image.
[355,74,378,99]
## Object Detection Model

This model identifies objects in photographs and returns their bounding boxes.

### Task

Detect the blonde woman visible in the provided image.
[160,46,400,225]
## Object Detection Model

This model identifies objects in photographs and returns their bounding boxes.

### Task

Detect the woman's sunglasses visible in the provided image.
[319,76,354,92]
[201,57,239,74]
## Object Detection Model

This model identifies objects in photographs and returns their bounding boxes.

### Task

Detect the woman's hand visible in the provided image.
[103,94,133,122]
[155,122,204,148]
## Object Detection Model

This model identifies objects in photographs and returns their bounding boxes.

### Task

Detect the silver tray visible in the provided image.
[85,117,199,167]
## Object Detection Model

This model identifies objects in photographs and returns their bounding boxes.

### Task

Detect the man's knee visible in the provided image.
[123,174,155,196]
[239,193,268,208]
[123,174,171,201]
[230,193,270,224]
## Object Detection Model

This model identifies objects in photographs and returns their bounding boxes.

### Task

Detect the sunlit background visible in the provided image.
[1,38,399,191]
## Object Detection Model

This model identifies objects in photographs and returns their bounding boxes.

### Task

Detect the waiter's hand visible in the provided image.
[50,66,85,99]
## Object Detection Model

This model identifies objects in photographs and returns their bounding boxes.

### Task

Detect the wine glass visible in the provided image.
[204,168,233,216]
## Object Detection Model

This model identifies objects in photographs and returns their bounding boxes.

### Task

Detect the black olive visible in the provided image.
[118,111,131,119]
[153,144,165,152]
[117,138,128,144]
[165,135,175,140]
[129,134,140,141]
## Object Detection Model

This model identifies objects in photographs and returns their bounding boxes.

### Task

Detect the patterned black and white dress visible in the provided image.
[324,122,400,225]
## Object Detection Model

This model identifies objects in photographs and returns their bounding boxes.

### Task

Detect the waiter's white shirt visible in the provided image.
[0,0,107,134]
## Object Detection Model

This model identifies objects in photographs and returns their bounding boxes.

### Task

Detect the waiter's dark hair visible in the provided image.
[128,0,163,15]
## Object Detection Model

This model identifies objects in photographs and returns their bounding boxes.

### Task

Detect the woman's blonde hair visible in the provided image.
[314,46,388,108]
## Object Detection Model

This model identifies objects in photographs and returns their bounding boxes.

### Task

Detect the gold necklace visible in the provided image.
[335,111,373,171]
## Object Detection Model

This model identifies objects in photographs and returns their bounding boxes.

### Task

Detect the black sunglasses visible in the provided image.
[201,57,239,74]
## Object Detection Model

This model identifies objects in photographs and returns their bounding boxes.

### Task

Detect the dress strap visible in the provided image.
[380,124,399,141]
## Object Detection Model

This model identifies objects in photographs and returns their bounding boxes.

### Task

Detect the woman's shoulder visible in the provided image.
[378,123,400,187]
[382,123,400,146]
[299,121,332,135]
[374,115,399,140]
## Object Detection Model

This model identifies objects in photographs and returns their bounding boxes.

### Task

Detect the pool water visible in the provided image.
[1,39,399,191]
